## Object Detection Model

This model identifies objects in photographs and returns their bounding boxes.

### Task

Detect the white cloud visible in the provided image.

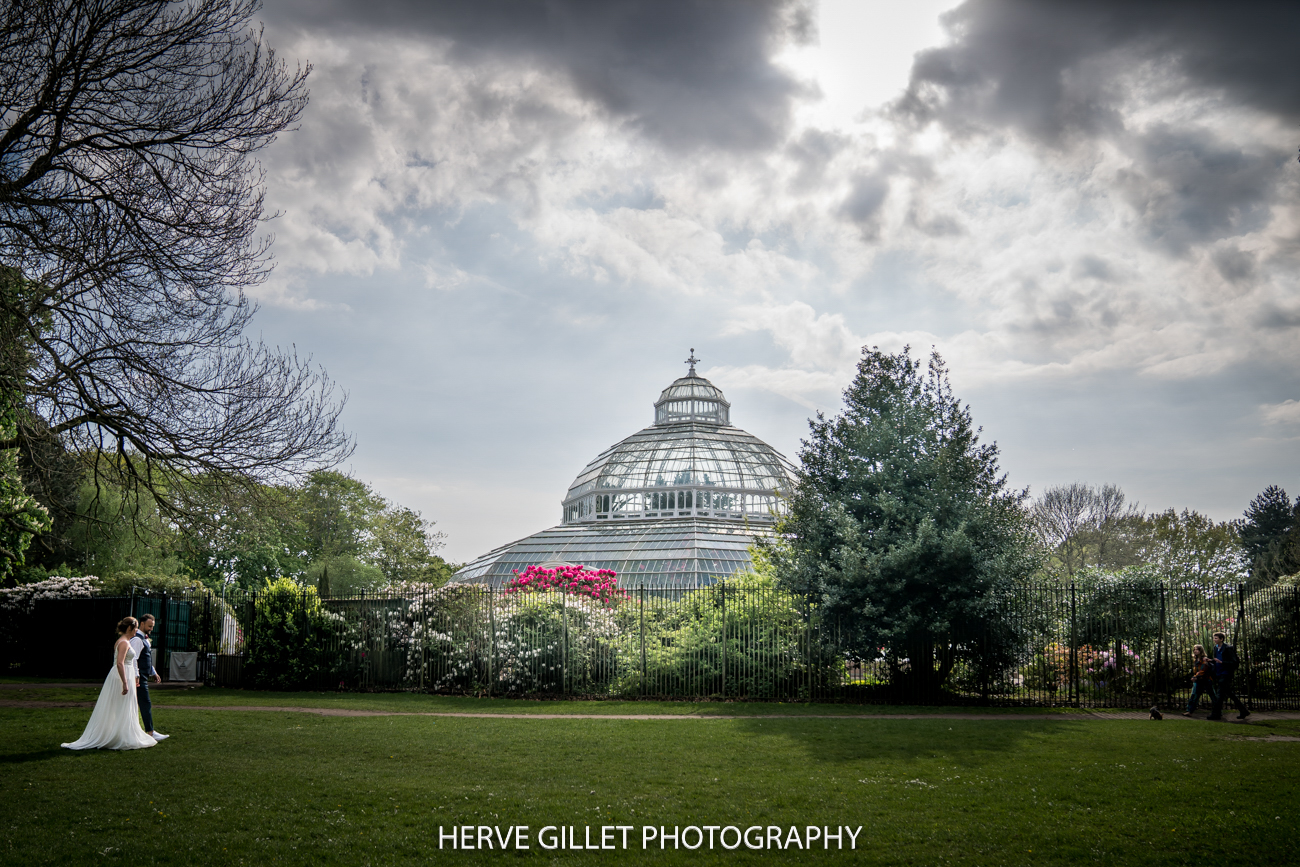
[1261,400,1300,427]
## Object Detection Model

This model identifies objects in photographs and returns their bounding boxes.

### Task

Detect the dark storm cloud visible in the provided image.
[259,0,813,152]
[1118,125,1284,254]
[893,0,1300,266]
[896,0,1300,142]
[839,172,889,239]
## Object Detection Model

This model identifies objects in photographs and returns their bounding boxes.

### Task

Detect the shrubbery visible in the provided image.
[243,577,345,690]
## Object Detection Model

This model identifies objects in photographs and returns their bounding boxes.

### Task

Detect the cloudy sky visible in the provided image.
[245,0,1300,561]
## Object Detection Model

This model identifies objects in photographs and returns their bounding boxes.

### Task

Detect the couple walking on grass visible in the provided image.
[1184,632,1250,721]
[61,614,169,750]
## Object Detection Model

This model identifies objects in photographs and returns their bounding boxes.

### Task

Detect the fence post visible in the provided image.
[561,588,568,696]
[247,590,256,685]
[1237,582,1250,710]
[1156,585,1166,708]
[1070,583,1079,708]
[720,580,727,698]
[159,593,170,677]
[639,585,646,698]
[203,592,211,685]
[488,586,496,697]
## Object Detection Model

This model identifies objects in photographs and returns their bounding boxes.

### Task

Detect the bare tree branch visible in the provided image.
[0,1,351,521]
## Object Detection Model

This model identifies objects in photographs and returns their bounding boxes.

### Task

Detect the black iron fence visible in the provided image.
[4,581,1297,709]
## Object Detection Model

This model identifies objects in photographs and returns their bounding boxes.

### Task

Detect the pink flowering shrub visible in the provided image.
[504,565,627,605]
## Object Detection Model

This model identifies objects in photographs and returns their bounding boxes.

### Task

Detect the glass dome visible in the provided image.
[452,356,798,588]
[561,417,794,525]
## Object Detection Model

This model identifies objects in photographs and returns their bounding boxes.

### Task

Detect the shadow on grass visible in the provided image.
[0,746,71,764]
[728,714,1095,771]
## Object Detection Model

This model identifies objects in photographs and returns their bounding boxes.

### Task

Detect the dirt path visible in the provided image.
[3,699,1297,722]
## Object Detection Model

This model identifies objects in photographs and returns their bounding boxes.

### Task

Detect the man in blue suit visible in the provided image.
[1209,631,1249,721]
[129,614,168,741]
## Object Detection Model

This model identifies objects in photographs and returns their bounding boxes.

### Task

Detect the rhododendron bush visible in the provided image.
[504,565,627,605]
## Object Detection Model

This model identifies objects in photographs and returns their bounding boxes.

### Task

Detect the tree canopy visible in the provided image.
[1242,484,1300,584]
[766,346,1037,692]
[1029,482,1247,589]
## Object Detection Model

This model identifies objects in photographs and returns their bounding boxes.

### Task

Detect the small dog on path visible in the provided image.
[1149,706,1163,720]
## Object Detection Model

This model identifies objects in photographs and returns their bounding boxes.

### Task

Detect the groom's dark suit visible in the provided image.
[136,631,156,733]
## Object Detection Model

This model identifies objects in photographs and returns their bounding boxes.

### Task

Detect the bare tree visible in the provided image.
[1089,483,1136,567]
[1031,482,1095,576]
[0,0,350,522]
[1031,482,1141,576]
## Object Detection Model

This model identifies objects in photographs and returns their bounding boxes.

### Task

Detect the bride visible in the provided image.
[62,616,158,751]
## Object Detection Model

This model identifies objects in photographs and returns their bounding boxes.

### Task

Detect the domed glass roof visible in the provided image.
[562,422,794,523]
[561,365,794,525]
[452,353,798,588]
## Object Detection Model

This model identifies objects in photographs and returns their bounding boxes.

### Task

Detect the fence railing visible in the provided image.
[4,581,1298,708]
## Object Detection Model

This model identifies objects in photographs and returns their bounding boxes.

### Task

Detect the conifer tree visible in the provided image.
[768,346,1037,693]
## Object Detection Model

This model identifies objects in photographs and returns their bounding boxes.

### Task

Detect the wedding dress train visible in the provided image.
[61,643,157,751]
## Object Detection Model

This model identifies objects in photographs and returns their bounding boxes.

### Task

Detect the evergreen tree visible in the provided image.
[768,347,1037,693]
[1241,485,1297,582]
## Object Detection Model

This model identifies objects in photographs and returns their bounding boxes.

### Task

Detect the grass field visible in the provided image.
[3,692,1298,866]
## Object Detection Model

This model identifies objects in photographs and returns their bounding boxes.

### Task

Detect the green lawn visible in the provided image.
[2,701,1297,866]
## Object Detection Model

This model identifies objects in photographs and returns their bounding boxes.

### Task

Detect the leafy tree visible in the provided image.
[0,400,51,582]
[63,479,186,579]
[0,0,350,525]
[0,270,51,579]
[1134,508,1247,588]
[1242,485,1298,583]
[767,346,1038,693]
[294,472,385,563]
[371,505,454,586]
[243,577,342,690]
[293,471,454,589]
[1032,481,1249,590]
[306,555,386,596]
[1242,486,1292,560]
[176,483,305,590]
[178,470,454,592]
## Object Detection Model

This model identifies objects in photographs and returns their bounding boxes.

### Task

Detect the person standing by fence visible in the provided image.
[1182,645,1215,716]
[1209,631,1249,721]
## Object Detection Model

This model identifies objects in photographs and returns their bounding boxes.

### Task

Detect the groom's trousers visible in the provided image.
[137,678,154,732]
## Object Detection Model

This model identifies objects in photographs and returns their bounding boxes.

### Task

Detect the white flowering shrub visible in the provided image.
[0,575,101,611]
[488,592,624,694]
[352,586,630,694]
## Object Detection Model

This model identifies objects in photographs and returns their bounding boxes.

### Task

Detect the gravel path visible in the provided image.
[3,699,1297,722]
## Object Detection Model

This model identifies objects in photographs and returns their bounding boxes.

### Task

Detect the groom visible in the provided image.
[130,614,168,741]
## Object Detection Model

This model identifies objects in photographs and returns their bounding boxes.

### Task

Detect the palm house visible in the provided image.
[451,353,798,588]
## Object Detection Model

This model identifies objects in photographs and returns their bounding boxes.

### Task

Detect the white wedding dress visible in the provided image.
[61,642,157,751]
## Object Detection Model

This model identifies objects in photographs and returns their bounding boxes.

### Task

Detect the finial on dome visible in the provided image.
[685,348,699,376]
